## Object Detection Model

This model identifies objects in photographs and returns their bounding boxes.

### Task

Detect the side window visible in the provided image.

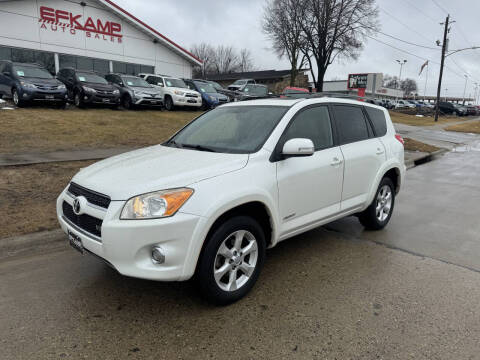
[185,81,195,90]
[145,76,155,85]
[283,106,333,151]
[105,74,112,82]
[364,107,387,137]
[333,105,370,144]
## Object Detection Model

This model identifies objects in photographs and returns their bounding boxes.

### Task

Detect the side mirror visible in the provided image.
[157,83,164,87]
[282,138,315,158]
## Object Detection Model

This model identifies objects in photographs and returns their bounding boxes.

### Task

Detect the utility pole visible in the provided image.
[396,60,407,101]
[462,75,468,105]
[434,15,450,122]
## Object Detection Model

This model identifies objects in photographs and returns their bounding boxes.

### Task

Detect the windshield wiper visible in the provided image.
[179,143,217,152]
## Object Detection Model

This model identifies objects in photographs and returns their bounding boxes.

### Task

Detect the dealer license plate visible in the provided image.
[45,95,54,99]
[102,98,110,103]
[68,230,84,254]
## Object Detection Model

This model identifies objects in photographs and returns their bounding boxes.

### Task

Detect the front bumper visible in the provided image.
[134,96,163,106]
[57,188,205,281]
[20,88,68,102]
[172,95,202,107]
[83,93,120,105]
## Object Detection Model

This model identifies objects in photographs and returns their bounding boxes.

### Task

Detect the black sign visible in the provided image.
[348,74,368,89]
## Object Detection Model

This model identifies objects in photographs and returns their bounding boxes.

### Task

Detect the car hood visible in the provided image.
[130,86,161,95]
[26,77,63,86]
[205,92,228,100]
[82,82,116,91]
[72,145,249,200]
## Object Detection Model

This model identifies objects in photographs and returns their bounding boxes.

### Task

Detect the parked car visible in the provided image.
[205,80,236,101]
[57,68,120,108]
[183,79,229,109]
[57,97,405,304]
[417,100,434,109]
[139,73,202,111]
[227,78,256,91]
[395,100,416,109]
[466,105,478,116]
[379,99,395,109]
[105,73,163,109]
[235,84,273,101]
[281,86,310,99]
[438,102,467,116]
[0,60,67,107]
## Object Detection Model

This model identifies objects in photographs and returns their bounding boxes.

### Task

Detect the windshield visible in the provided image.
[209,81,223,91]
[122,76,151,87]
[165,78,187,88]
[243,85,268,96]
[194,81,217,93]
[13,66,52,79]
[77,72,108,84]
[166,106,288,154]
[233,80,247,85]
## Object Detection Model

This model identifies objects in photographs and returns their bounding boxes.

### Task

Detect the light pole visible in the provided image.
[444,88,448,102]
[462,75,468,105]
[396,60,407,100]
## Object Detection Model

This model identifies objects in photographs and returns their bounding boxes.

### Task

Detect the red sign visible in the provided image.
[39,6,123,43]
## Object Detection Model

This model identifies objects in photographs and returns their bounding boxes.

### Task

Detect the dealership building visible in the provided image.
[0,0,201,77]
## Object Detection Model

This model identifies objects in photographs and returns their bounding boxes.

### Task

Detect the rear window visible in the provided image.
[332,105,370,144]
[364,107,387,137]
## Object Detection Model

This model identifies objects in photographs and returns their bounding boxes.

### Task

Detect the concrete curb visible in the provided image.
[0,229,65,260]
[405,148,449,169]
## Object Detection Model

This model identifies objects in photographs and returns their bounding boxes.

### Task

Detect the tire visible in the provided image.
[12,88,23,107]
[359,177,395,230]
[122,95,133,110]
[164,96,174,111]
[55,101,67,109]
[74,91,84,108]
[196,216,266,305]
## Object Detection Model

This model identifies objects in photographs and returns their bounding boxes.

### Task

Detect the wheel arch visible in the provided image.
[366,162,404,207]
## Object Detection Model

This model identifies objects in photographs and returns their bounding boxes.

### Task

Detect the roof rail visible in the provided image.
[283,92,380,102]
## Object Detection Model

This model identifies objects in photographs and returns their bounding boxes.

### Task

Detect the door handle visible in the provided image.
[330,157,343,166]
[376,148,385,155]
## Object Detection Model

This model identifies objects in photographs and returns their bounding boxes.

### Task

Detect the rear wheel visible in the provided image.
[196,216,266,305]
[359,177,395,230]
[122,95,133,110]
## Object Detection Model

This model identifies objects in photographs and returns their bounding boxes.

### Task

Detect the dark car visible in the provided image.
[184,79,229,109]
[105,73,163,109]
[205,80,235,101]
[57,68,120,108]
[235,84,273,101]
[0,61,67,107]
[438,101,466,116]
[466,105,478,116]
[227,78,256,91]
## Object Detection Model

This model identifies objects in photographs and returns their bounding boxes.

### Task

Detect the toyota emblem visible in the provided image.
[73,197,81,215]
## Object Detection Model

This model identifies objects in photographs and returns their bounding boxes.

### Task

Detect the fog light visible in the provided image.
[84,96,88,100]
[151,246,165,264]
[23,94,28,98]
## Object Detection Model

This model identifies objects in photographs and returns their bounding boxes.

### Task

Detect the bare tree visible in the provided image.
[262,0,307,86]
[400,78,418,96]
[211,45,240,74]
[383,74,399,89]
[238,48,255,72]
[190,43,215,78]
[300,0,379,91]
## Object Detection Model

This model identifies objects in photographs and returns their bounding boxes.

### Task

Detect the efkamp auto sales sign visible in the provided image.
[39,6,123,43]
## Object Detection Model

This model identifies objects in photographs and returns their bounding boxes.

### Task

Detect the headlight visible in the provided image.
[113,89,120,95]
[58,84,66,90]
[20,81,36,89]
[120,188,194,219]
[83,86,96,93]
[174,90,185,96]
[209,96,217,101]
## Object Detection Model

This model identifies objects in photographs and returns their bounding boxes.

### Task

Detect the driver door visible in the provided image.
[276,105,344,237]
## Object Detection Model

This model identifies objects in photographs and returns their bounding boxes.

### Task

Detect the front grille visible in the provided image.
[35,84,59,90]
[68,182,111,209]
[219,98,228,103]
[186,93,199,98]
[62,201,102,238]
[96,90,115,96]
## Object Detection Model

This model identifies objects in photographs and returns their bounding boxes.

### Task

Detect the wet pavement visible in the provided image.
[2,141,480,359]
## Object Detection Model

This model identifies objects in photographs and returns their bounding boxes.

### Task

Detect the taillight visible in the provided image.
[395,134,404,145]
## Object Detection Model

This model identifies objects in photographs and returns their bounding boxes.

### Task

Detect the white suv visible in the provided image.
[139,74,202,110]
[57,97,405,304]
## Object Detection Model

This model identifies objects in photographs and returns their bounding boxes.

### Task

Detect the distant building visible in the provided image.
[206,69,309,93]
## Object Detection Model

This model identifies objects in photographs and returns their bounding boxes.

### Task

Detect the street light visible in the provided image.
[462,75,468,105]
[445,88,448,102]
[396,60,407,101]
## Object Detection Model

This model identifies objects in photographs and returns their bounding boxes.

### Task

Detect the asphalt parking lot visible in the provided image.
[1,146,480,360]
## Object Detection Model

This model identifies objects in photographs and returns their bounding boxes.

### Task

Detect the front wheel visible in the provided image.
[359,177,395,230]
[12,88,24,107]
[122,95,133,110]
[196,216,266,305]
[74,92,85,108]
[164,96,175,111]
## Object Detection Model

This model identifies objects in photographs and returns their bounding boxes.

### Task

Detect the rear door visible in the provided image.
[331,104,386,211]
[276,105,344,236]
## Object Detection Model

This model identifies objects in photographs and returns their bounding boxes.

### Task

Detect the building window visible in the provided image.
[113,61,154,75]
[59,54,110,75]
[0,46,55,74]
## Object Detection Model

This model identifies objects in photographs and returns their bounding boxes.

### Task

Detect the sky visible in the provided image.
[114,0,480,98]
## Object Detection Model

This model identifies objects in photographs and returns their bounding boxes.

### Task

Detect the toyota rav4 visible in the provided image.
[57,97,405,304]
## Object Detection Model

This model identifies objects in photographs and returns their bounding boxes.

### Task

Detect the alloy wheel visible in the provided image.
[12,89,19,105]
[376,185,392,222]
[213,230,258,292]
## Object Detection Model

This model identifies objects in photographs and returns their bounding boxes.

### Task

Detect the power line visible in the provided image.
[430,0,449,15]
[373,29,440,50]
[402,0,440,25]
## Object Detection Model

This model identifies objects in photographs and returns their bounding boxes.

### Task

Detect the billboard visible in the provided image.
[348,73,368,89]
